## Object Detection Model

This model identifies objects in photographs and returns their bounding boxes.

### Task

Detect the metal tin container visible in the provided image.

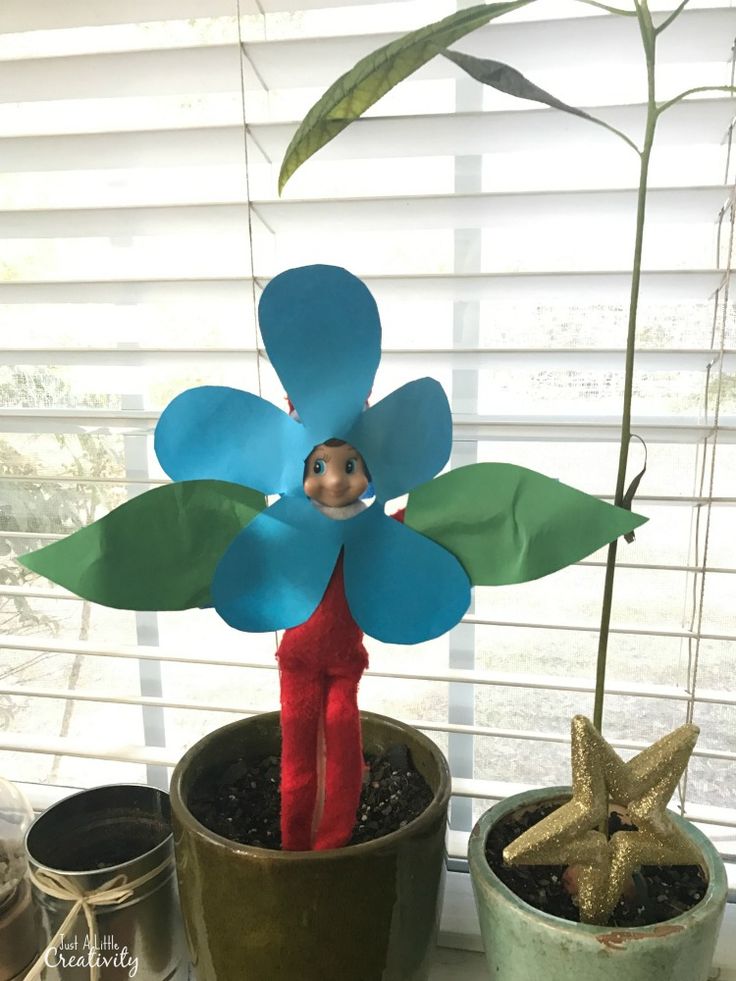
[25,784,188,981]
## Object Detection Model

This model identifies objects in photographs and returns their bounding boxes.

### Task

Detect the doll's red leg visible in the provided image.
[279,665,325,851]
[312,670,363,851]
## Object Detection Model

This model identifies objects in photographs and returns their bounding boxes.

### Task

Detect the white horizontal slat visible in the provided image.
[2,98,733,166]
[0,530,61,541]
[0,0,391,35]
[687,803,736,831]
[0,202,251,232]
[0,278,255,300]
[452,776,535,801]
[1,347,733,372]
[419,721,736,761]
[0,407,158,431]
[5,478,730,509]
[360,270,731,303]
[339,348,736,371]
[254,0,393,9]
[3,587,736,641]
[0,125,247,170]
[0,474,162,486]
[239,8,736,86]
[0,731,179,766]
[6,531,736,576]
[463,614,736,644]
[0,684,268,717]
[245,8,736,91]
[17,781,81,814]
[454,415,736,445]
[2,407,736,444]
[251,99,735,165]
[451,779,736,833]
[1,9,732,103]
[1,723,732,769]
[0,270,728,301]
[5,527,736,579]
[0,186,727,228]
[6,184,724,226]
[4,682,735,718]
[580,559,736,576]
[0,45,246,104]
[0,474,161,488]
[5,632,733,702]
[260,186,730,230]
[0,2,254,33]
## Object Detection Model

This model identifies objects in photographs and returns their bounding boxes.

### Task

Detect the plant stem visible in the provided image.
[655,0,690,34]
[575,0,637,16]
[592,0,658,732]
[592,118,641,155]
[657,85,736,116]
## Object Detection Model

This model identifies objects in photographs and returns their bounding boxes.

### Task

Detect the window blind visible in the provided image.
[0,0,734,863]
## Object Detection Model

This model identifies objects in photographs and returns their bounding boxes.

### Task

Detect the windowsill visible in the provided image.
[435,871,736,981]
[429,945,489,980]
[22,786,736,979]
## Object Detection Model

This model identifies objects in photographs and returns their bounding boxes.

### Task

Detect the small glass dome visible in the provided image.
[0,777,33,910]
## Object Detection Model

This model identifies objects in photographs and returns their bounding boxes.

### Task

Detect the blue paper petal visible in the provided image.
[347,378,453,502]
[258,265,381,442]
[212,495,345,632]
[155,386,312,495]
[342,507,471,643]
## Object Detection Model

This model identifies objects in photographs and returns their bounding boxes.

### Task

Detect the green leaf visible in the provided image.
[443,49,601,122]
[404,463,648,586]
[278,0,533,193]
[442,49,640,152]
[19,480,266,610]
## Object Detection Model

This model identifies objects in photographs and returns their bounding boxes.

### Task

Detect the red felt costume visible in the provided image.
[278,509,404,851]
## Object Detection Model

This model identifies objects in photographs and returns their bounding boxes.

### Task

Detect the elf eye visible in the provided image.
[345,458,358,475]
[312,459,326,476]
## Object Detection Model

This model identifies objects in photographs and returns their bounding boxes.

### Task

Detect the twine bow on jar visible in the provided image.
[24,857,172,981]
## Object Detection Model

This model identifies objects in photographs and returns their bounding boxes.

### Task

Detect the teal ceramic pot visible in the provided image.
[170,711,451,981]
[468,787,727,981]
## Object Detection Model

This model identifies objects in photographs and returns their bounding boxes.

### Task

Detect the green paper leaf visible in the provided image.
[19,480,266,610]
[404,463,648,586]
[442,49,601,124]
[278,0,533,193]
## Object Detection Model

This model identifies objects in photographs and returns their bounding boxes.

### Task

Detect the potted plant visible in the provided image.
[169,710,452,981]
[0,776,37,981]
[275,0,733,977]
[467,726,728,980]
[19,259,642,980]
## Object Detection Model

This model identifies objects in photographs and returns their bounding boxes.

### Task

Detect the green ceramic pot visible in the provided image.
[170,711,451,981]
[468,787,727,981]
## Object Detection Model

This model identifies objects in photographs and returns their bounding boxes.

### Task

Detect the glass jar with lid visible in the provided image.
[0,777,37,981]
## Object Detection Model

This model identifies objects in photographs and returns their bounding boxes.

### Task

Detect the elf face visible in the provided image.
[304,441,368,508]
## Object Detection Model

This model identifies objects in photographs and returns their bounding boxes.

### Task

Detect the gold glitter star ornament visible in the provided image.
[503,716,702,924]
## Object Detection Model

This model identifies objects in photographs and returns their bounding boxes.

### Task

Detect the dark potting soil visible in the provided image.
[485,801,708,928]
[188,743,433,849]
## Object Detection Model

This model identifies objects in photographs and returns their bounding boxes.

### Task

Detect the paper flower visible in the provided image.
[154,264,471,644]
[20,263,647,648]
